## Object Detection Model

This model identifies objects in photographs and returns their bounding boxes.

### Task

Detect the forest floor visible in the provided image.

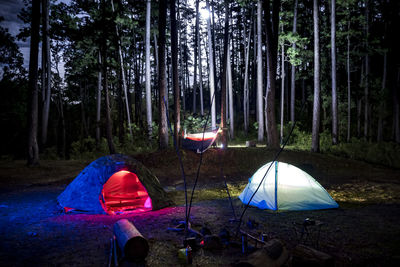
[0,148,399,266]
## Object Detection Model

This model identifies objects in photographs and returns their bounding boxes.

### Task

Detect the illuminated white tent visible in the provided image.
[239,161,339,211]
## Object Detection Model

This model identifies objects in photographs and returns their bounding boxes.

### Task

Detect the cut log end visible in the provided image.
[113,219,149,261]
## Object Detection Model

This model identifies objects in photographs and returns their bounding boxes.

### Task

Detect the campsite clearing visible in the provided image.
[0,148,399,266]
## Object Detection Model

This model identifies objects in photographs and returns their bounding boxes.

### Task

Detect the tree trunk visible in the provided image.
[170,0,180,146]
[264,0,280,149]
[198,30,204,116]
[377,52,387,142]
[256,0,264,142]
[346,16,351,142]
[154,32,159,77]
[118,75,124,144]
[183,40,188,112]
[243,18,251,134]
[290,0,298,123]
[53,49,65,159]
[331,0,338,145]
[41,0,51,148]
[111,0,133,140]
[394,69,400,143]
[145,0,153,139]
[134,54,142,126]
[101,0,115,154]
[102,55,115,154]
[192,0,199,114]
[58,91,66,159]
[357,62,364,138]
[153,32,159,108]
[364,0,369,140]
[220,0,229,148]
[27,0,40,166]
[206,0,216,129]
[80,83,89,138]
[96,51,102,148]
[227,42,234,139]
[280,40,285,143]
[158,0,168,149]
[311,0,321,153]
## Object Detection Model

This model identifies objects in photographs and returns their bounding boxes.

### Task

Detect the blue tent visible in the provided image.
[57,154,172,214]
[239,161,339,211]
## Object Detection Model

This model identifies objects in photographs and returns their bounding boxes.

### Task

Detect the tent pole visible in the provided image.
[274,161,278,210]
[219,149,237,220]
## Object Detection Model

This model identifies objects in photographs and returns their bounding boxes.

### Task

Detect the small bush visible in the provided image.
[182,112,211,133]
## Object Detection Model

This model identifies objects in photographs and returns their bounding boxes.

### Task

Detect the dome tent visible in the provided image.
[58,154,172,214]
[239,161,338,211]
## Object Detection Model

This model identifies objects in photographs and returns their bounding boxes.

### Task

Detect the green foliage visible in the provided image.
[282,122,312,150]
[182,112,210,133]
[69,121,159,160]
[319,134,400,169]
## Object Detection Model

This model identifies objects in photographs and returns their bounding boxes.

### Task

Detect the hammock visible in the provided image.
[181,128,221,153]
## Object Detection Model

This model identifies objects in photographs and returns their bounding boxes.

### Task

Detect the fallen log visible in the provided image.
[245,239,289,267]
[292,244,334,267]
[113,219,149,262]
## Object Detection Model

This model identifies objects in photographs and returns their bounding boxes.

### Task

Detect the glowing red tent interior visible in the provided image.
[101,171,152,213]
[57,154,171,214]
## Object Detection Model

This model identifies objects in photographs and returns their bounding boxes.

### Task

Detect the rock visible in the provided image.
[246,141,256,147]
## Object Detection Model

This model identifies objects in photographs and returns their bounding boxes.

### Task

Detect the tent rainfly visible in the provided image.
[239,161,339,211]
[57,154,172,214]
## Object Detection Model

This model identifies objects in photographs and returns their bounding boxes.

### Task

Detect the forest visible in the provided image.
[0,0,399,164]
[1,0,400,266]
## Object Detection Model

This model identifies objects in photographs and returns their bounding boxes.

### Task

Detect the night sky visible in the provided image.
[0,0,30,67]
[0,0,70,69]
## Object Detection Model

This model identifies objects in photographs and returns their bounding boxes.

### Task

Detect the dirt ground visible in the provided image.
[0,148,399,266]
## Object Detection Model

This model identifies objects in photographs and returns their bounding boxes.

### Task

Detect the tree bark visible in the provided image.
[101,0,115,154]
[206,0,216,129]
[27,0,40,166]
[170,0,180,146]
[311,0,321,153]
[103,60,115,154]
[280,38,285,143]
[111,0,133,140]
[192,0,200,114]
[256,0,264,142]
[80,83,89,138]
[220,0,229,148]
[243,17,251,135]
[227,42,234,139]
[145,0,153,139]
[290,0,298,123]
[198,29,204,116]
[96,51,102,148]
[331,0,338,145]
[158,0,169,149]
[264,0,280,149]
[41,0,51,147]
[357,63,364,138]
[346,14,351,142]
[394,69,400,143]
[377,52,387,142]
[364,0,369,140]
